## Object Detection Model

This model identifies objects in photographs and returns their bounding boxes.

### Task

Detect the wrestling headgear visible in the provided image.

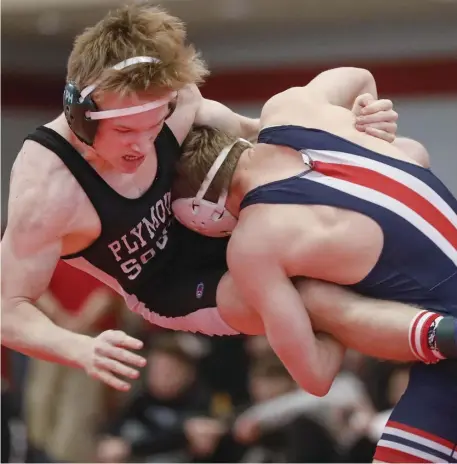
[63,56,177,146]
[172,139,252,238]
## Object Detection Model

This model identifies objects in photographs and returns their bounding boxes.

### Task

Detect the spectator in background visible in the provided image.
[199,335,250,409]
[96,333,227,463]
[24,261,126,463]
[234,349,376,463]
[345,362,412,462]
[232,354,339,463]
[244,335,275,360]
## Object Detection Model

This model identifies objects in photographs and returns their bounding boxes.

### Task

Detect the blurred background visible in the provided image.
[2,0,457,462]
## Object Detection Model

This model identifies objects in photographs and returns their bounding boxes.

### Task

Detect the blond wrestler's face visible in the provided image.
[92,91,170,174]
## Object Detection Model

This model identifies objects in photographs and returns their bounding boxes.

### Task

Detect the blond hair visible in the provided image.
[67,3,209,97]
[174,126,251,202]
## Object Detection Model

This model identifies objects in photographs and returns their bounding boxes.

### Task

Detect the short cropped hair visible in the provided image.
[175,126,251,202]
[67,3,208,97]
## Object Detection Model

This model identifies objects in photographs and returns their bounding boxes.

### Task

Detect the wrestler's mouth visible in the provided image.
[123,155,145,162]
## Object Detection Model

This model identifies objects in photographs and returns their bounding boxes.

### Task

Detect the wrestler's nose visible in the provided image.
[131,133,154,155]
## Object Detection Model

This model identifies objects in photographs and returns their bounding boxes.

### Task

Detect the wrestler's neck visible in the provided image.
[55,113,113,173]
[224,148,253,218]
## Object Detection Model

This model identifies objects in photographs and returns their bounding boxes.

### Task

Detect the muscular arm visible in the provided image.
[1,146,91,367]
[166,84,259,144]
[304,67,378,110]
[227,229,345,397]
[195,97,259,140]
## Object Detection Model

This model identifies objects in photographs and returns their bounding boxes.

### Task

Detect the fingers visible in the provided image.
[363,127,395,143]
[102,330,144,350]
[356,110,398,125]
[91,368,132,392]
[88,330,148,391]
[360,99,395,115]
[357,93,376,108]
[356,121,397,134]
[95,355,140,379]
[98,343,147,368]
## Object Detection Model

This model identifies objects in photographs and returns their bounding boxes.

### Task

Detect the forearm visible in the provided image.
[341,68,378,109]
[236,115,260,141]
[315,332,346,385]
[1,298,90,368]
[195,98,260,139]
[267,323,342,396]
[297,280,423,362]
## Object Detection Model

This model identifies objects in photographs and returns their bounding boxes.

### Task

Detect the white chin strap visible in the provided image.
[173,139,252,238]
[80,56,177,120]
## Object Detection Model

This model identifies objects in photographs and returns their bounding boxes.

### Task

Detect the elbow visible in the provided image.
[1,300,18,343]
[1,311,18,348]
[1,297,28,345]
[357,68,376,95]
[341,66,374,80]
[349,67,374,79]
[344,67,376,94]
[323,66,374,83]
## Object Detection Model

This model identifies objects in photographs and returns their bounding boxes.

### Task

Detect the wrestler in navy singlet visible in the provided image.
[241,125,457,462]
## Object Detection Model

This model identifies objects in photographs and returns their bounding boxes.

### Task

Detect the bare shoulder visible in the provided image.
[261,87,303,116]
[260,85,332,129]
[8,140,82,250]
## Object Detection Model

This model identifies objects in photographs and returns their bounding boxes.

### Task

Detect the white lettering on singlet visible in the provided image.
[107,192,173,280]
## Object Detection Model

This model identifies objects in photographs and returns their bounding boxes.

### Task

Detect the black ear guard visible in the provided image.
[166,95,178,120]
[63,82,99,146]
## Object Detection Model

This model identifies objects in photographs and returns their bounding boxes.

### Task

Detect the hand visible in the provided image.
[352,93,398,143]
[97,436,131,463]
[184,417,226,457]
[233,417,260,444]
[82,330,146,391]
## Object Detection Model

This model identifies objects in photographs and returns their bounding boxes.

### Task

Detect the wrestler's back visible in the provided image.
[238,146,383,285]
[237,86,457,315]
[236,86,422,285]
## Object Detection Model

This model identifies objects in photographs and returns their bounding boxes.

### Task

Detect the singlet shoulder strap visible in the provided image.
[156,123,182,160]
[25,126,116,213]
